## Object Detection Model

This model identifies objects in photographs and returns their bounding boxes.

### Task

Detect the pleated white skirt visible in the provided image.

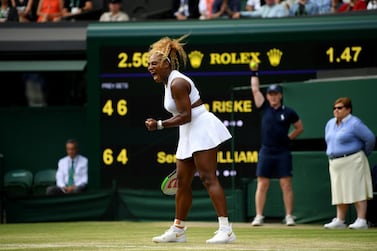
[176,105,232,160]
[328,151,373,205]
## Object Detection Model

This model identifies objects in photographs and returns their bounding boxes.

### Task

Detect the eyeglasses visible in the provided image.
[333,106,344,110]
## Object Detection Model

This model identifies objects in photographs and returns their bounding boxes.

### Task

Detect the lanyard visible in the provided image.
[70,0,81,8]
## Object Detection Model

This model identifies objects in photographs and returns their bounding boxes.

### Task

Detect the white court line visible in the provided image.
[0,243,274,251]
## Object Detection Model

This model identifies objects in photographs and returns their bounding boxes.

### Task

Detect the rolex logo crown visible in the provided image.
[267,48,283,67]
[188,50,204,69]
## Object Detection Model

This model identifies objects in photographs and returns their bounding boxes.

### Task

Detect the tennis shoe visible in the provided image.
[324,218,346,229]
[285,215,296,226]
[206,225,236,244]
[251,215,264,226]
[152,226,187,243]
[349,218,368,230]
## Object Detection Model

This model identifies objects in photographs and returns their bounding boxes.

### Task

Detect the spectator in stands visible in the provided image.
[249,61,304,227]
[36,0,64,22]
[62,0,92,18]
[234,0,289,18]
[46,139,88,195]
[198,0,214,19]
[0,0,18,22]
[245,0,261,11]
[337,0,367,12]
[324,97,375,229]
[14,0,36,22]
[0,0,10,21]
[316,0,332,14]
[99,0,129,21]
[367,0,377,9]
[171,0,200,20]
[330,0,343,12]
[23,73,47,107]
[211,0,241,19]
[289,0,319,16]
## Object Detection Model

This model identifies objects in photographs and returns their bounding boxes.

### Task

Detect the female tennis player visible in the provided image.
[145,35,236,244]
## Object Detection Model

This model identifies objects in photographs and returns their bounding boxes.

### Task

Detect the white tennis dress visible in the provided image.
[164,70,232,160]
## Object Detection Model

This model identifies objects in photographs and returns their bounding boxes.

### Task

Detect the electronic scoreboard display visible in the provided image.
[87,16,377,190]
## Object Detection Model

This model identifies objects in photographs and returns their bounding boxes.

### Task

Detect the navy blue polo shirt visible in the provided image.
[260,101,299,151]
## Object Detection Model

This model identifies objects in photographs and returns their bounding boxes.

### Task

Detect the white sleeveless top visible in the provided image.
[162,70,232,160]
[164,70,200,116]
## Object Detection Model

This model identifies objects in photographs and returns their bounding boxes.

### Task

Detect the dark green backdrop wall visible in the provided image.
[283,77,377,139]
[1,14,376,223]
[0,107,88,176]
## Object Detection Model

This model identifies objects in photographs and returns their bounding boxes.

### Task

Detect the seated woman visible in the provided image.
[14,0,36,22]
[36,0,64,22]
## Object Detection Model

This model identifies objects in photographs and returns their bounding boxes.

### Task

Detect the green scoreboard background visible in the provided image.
[87,15,377,190]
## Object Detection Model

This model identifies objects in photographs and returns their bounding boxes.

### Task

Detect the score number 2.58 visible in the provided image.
[102,99,127,116]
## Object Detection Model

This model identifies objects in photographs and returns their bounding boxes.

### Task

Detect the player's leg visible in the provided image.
[354,200,367,219]
[152,158,196,243]
[193,147,236,244]
[336,204,349,220]
[324,203,348,229]
[278,151,295,225]
[255,177,270,216]
[251,177,270,226]
[349,200,368,229]
[280,177,294,219]
[194,147,227,217]
[175,158,197,220]
[252,151,272,226]
[280,177,293,215]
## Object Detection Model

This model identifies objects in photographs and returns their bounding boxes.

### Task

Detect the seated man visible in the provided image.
[62,0,93,18]
[171,0,200,20]
[46,139,88,195]
[289,0,319,16]
[234,0,289,18]
[99,0,129,21]
[212,0,241,19]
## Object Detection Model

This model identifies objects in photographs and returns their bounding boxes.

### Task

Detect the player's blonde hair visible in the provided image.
[148,34,189,71]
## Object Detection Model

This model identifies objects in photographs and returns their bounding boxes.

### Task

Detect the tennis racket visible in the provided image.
[160,169,177,195]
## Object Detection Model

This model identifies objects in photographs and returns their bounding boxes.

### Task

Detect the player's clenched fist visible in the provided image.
[145,118,156,131]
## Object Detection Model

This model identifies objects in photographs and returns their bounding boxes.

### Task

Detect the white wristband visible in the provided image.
[157,120,164,130]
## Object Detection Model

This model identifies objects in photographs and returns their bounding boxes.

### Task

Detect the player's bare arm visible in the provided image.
[145,78,192,131]
[168,78,192,125]
[249,61,264,108]
[250,74,264,109]
[288,119,304,140]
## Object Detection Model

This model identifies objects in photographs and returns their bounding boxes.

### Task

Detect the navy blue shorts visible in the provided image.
[256,147,293,178]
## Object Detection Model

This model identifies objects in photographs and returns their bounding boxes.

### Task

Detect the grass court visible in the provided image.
[0,221,376,250]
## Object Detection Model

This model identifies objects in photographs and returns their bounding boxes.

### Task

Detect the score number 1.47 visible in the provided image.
[326,46,362,63]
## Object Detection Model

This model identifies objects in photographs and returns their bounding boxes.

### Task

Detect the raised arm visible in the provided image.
[250,61,265,108]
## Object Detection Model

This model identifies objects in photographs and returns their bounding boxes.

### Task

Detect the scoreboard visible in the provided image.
[98,45,263,189]
[87,15,377,190]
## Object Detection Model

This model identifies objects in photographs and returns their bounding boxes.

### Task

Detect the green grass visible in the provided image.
[0,221,376,251]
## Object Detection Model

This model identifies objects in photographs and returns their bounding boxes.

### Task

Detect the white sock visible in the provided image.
[218,216,230,230]
[337,218,345,223]
[357,218,366,224]
[173,219,185,229]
